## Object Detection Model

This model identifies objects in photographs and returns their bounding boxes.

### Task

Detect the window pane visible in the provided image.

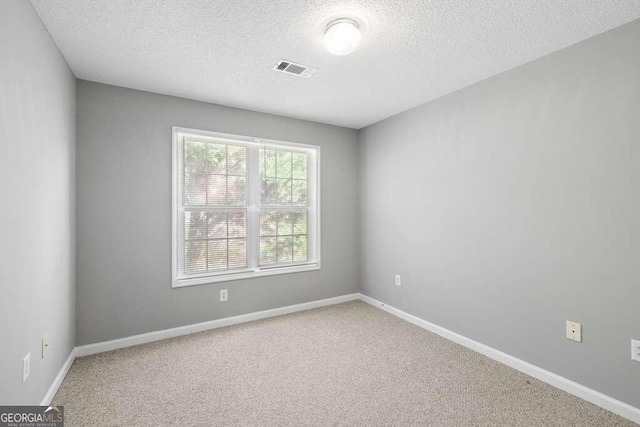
[259,148,307,207]
[261,178,277,205]
[277,212,293,235]
[183,210,247,274]
[292,153,307,179]
[260,212,277,236]
[277,178,292,205]
[277,236,293,263]
[184,141,208,173]
[259,210,307,267]
[228,211,246,238]
[261,149,276,178]
[260,237,277,265]
[276,151,292,178]
[207,175,226,204]
[207,212,227,238]
[185,173,207,205]
[208,240,227,270]
[185,211,207,240]
[227,146,246,175]
[227,176,246,205]
[187,143,246,207]
[228,239,246,268]
[292,179,307,206]
[293,235,308,262]
[207,144,226,174]
[292,212,307,235]
[185,241,207,273]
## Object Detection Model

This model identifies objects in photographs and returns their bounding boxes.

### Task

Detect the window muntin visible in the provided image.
[260,148,308,206]
[184,141,247,206]
[258,146,310,267]
[259,211,308,266]
[184,210,247,273]
[173,128,320,287]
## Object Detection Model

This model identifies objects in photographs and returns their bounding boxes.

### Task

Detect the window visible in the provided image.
[172,127,320,287]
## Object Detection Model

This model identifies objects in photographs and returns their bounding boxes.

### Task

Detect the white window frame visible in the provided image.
[171,126,321,288]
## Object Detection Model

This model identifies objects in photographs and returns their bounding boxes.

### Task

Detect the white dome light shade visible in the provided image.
[324,18,361,56]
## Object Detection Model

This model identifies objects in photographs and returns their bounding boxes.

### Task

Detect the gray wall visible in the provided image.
[359,19,640,408]
[0,1,76,405]
[76,80,359,345]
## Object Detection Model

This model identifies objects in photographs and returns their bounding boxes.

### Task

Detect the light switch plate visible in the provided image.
[566,321,582,342]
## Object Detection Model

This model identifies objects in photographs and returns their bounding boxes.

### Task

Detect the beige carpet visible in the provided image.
[53,301,635,426]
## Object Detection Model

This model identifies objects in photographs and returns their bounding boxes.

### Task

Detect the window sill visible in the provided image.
[172,263,321,288]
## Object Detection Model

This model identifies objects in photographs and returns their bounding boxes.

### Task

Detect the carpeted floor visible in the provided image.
[53,301,635,426]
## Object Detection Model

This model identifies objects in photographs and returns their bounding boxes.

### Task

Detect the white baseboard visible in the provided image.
[43,293,358,403]
[358,293,640,424]
[74,293,359,357]
[41,291,639,424]
[40,350,76,406]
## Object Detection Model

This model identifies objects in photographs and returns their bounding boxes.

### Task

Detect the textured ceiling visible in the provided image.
[31,0,640,129]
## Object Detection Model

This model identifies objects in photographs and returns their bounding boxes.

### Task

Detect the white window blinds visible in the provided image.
[173,128,320,287]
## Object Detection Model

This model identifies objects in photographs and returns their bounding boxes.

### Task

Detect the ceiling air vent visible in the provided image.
[273,60,317,78]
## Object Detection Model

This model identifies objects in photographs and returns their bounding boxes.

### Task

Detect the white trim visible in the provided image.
[42,291,639,423]
[43,293,357,403]
[172,264,320,287]
[171,126,321,288]
[311,146,321,266]
[171,127,178,289]
[75,293,358,357]
[357,293,640,424]
[40,350,76,406]
[173,126,319,151]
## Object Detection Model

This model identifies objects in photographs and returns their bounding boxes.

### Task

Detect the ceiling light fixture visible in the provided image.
[324,18,361,56]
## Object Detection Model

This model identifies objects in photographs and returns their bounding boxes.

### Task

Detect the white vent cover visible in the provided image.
[273,60,317,78]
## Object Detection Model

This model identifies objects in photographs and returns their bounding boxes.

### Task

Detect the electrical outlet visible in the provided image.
[566,321,582,342]
[395,274,401,286]
[23,353,30,383]
[220,289,228,302]
[632,340,640,362]
[42,334,49,358]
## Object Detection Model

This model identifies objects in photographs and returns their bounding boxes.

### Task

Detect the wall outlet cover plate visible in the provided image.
[632,339,640,362]
[42,334,49,358]
[23,353,30,382]
[566,321,582,342]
